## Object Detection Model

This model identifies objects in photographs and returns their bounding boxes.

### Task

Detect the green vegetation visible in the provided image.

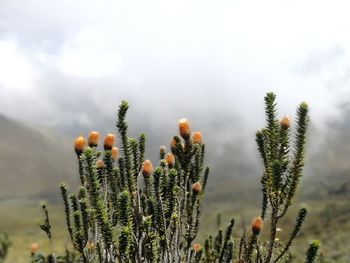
[0,232,11,262]
[4,198,350,262]
[9,92,320,262]
[0,201,68,263]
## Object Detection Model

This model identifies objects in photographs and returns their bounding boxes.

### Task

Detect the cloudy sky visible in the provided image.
[0,0,350,137]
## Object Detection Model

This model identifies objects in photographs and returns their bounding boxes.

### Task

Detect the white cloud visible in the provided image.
[0,39,37,90]
[0,0,350,131]
[55,27,123,78]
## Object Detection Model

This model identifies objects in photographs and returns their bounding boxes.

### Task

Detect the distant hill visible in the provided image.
[0,110,259,202]
[2,105,346,204]
[0,114,79,199]
[303,104,350,200]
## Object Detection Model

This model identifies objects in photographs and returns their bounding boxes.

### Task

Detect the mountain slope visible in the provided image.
[0,114,79,199]
[303,104,350,200]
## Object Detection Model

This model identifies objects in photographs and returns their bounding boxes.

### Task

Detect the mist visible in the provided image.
[0,0,349,197]
[2,3,350,262]
[1,0,350,134]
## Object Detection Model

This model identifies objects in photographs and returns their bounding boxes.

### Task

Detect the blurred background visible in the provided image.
[0,0,349,262]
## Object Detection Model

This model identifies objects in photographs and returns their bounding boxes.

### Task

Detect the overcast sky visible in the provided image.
[0,0,350,136]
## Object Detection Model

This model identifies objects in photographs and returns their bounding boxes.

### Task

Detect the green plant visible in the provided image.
[32,93,319,262]
[0,232,11,263]
[250,92,310,262]
[305,240,320,263]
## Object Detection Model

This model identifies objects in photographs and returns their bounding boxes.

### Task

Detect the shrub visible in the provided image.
[32,93,319,262]
[0,232,11,263]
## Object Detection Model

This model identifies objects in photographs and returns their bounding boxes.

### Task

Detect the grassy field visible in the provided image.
[0,200,70,263]
[1,195,349,262]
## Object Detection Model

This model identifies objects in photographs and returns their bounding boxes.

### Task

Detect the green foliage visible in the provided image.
[249,93,311,262]
[31,93,318,263]
[39,205,52,240]
[0,232,11,263]
[305,240,320,263]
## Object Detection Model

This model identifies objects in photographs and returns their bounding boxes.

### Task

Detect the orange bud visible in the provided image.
[103,134,115,150]
[160,146,166,154]
[165,153,175,167]
[192,243,201,252]
[252,217,263,235]
[74,135,85,156]
[30,243,39,254]
[88,131,100,147]
[178,118,191,140]
[192,131,202,144]
[280,115,290,129]
[111,147,119,160]
[96,159,105,169]
[170,138,177,153]
[86,240,96,250]
[141,160,153,177]
[192,182,202,194]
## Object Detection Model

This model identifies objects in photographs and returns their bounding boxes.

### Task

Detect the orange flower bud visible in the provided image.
[280,115,290,129]
[30,243,39,254]
[192,243,201,252]
[86,240,96,250]
[170,138,177,153]
[192,182,202,194]
[141,160,153,177]
[74,135,85,156]
[178,118,191,140]
[88,131,100,147]
[103,134,115,150]
[252,217,263,235]
[96,159,105,169]
[165,153,175,167]
[111,147,119,160]
[192,131,202,144]
[160,146,166,154]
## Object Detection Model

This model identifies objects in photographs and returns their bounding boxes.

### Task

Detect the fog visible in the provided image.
[0,1,349,187]
[1,4,350,263]
[0,0,349,132]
